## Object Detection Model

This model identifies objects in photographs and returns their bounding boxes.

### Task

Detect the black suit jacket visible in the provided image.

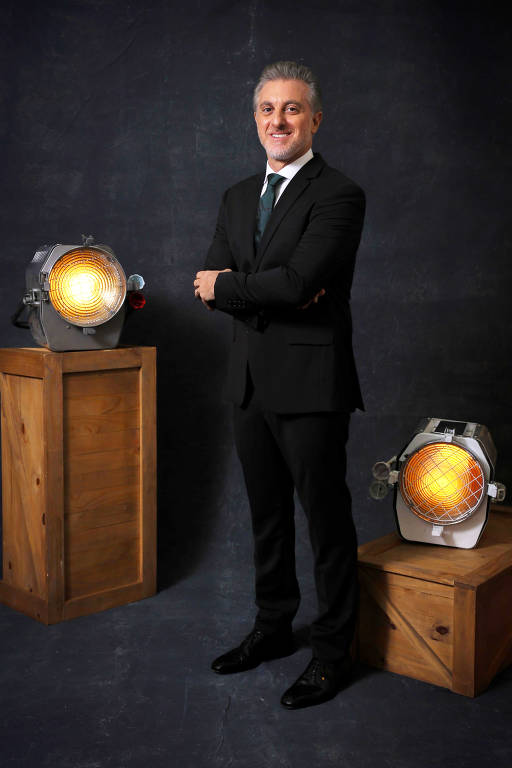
[205,153,365,414]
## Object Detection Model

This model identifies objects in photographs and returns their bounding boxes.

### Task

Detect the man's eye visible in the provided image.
[262,107,272,114]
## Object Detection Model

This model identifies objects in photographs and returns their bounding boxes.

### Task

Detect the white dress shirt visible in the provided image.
[260,148,314,205]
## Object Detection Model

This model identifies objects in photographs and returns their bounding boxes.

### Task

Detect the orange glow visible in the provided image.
[400,442,485,524]
[49,248,126,326]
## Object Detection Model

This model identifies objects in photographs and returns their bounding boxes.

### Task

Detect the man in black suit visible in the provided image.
[194,61,365,709]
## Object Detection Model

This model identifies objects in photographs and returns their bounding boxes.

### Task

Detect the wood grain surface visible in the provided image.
[0,347,157,623]
[358,506,512,696]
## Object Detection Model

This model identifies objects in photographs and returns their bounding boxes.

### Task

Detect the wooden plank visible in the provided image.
[65,464,141,495]
[63,361,143,601]
[359,568,453,688]
[61,347,143,373]
[43,353,65,623]
[359,537,509,586]
[460,510,512,586]
[66,496,139,533]
[359,589,453,687]
[359,551,459,586]
[358,532,400,559]
[65,445,140,476]
[1,373,47,598]
[138,347,157,597]
[62,581,149,621]
[462,550,512,588]
[0,582,49,624]
[64,392,138,418]
[473,565,512,694]
[66,481,139,515]
[64,519,140,600]
[65,410,139,437]
[361,567,454,598]
[65,426,140,457]
[358,510,512,587]
[64,369,139,398]
[0,348,46,379]
[452,584,477,696]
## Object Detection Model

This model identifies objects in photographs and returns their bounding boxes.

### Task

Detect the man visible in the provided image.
[194,61,365,709]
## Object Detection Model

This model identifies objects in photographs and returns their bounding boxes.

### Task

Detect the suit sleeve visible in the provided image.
[203,188,261,316]
[203,190,237,271]
[214,185,365,311]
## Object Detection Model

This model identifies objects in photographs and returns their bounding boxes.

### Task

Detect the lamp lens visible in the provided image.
[400,442,485,524]
[49,248,126,326]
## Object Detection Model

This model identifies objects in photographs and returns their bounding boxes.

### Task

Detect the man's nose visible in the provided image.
[270,111,286,128]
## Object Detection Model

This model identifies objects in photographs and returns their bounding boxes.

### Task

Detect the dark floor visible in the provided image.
[1,534,512,768]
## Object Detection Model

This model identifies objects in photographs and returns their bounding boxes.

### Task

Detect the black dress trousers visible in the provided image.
[233,377,359,662]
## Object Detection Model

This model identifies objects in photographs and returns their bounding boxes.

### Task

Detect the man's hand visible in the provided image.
[194,269,232,309]
[299,288,326,310]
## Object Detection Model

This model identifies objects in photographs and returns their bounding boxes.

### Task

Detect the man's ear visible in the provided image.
[311,111,323,134]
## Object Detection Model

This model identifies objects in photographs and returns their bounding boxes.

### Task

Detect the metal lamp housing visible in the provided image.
[25,244,127,352]
[394,418,497,549]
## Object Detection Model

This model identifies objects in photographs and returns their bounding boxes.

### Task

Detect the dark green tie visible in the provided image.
[255,173,284,246]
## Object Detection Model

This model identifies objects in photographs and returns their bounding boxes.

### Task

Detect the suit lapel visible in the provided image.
[254,154,325,271]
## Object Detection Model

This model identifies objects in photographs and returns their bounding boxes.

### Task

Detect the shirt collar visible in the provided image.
[264,148,314,182]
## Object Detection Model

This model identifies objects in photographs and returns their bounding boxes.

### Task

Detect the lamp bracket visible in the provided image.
[488,482,507,502]
[23,288,48,306]
[388,470,399,485]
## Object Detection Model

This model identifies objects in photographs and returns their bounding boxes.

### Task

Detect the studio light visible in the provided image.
[371,417,506,549]
[13,238,145,351]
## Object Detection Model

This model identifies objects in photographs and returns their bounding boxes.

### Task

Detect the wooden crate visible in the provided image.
[0,346,157,624]
[358,506,512,696]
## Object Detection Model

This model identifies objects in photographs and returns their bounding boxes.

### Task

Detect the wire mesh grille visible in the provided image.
[399,442,485,525]
[49,248,126,326]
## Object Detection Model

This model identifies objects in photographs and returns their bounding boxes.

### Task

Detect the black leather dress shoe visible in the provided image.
[280,656,352,709]
[211,629,294,674]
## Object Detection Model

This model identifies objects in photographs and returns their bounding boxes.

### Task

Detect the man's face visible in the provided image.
[254,78,322,170]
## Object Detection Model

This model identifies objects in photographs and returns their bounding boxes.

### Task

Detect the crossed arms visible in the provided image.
[194,185,365,312]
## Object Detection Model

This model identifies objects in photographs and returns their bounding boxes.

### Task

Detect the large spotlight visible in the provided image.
[371,418,506,549]
[13,239,144,351]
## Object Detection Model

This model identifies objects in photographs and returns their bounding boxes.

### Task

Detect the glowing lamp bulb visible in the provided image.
[67,271,98,303]
[399,442,485,525]
[49,247,126,326]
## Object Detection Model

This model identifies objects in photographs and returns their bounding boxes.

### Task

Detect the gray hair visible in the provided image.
[253,61,323,113]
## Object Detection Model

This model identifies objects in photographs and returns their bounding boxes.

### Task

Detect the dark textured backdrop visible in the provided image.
[1,2,512,766]
[1,0,511,601]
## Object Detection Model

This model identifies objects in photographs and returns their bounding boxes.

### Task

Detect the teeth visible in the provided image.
[272,133,289,137]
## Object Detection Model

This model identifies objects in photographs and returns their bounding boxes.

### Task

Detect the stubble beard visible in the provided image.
[264,136,306,163]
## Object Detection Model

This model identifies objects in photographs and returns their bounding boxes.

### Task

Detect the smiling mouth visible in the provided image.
[270,133,291,138]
